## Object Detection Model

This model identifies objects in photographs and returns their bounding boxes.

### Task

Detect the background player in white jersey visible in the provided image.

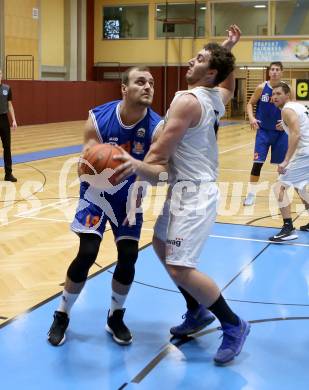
[114,25,250,365]
[243,62,287,206]
[269,82,309,241]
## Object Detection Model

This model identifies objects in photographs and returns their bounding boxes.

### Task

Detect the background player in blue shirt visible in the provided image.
[47,66,211,347]
[243,62,288,206]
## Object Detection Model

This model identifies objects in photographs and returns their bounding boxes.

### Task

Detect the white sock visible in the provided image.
[247,182,259,196]
[109,291,128,316]
[57,290,79,315]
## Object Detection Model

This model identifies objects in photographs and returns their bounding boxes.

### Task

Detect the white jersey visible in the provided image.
[282,102,309,156]
[166,86,225,183]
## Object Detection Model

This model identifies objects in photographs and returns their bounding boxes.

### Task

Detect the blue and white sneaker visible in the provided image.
[170,304,216,338]
[214,317,250,365]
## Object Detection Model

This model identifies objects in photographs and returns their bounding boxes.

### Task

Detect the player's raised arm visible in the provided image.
[218,24,241,105]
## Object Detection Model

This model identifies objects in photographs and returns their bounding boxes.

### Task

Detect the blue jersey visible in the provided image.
[72,100,162,239]
[83,100,162,199]
[256,82,281,131]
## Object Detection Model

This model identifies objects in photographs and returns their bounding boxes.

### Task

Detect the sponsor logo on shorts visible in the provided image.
[167,238,183,247]
[254,152,259,160]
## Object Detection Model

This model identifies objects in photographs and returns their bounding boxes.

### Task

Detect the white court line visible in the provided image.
[219,142,254,155]
[0,200,70,228]
[8,218,309,248]
[15,215,69,223]
[209,234,309,248]
[15,198,71,217]
[142,228,309,248]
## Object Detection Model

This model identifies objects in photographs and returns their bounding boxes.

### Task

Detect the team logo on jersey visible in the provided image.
[136,128,146,138]
[2,90,8,96]
[261,93,270,102]
[132,141,144,154]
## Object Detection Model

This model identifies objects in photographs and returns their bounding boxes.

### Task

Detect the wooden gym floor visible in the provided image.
[0,120,308,324]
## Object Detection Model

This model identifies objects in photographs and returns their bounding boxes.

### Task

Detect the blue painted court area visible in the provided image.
[0,144,82,167]
[1,222,309,390]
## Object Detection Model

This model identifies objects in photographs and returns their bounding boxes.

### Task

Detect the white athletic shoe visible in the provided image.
[243,193,255,206]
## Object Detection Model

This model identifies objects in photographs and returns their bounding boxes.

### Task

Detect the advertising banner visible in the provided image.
[253,40,309,62]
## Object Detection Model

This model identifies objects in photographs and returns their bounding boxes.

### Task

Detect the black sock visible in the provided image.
[208,294,239,326]
[283,218,293,227]
[178,286,200,311]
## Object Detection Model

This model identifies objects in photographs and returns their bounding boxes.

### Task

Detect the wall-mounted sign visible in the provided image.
[296,80,309,101]
[253,40,309,62]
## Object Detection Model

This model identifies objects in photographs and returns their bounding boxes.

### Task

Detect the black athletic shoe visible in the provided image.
[4,174,17,182]
[269,224,298,242]
[300,223,309,232]
[47,311,69,346]
[105,309,132,345]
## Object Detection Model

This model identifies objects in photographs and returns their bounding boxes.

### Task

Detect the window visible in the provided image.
[103,5,148,39]
[274,0,309,35]
[156,3,206,38]
[212,1,268,36]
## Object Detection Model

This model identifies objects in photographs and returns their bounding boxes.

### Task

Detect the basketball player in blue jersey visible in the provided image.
[243,62,288,206]
[47,66,211,347]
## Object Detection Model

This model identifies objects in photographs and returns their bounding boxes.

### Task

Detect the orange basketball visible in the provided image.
[79,143,122,176]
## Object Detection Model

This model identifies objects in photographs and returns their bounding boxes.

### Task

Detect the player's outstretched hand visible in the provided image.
[222,24,241,50]
[112,145,140,184]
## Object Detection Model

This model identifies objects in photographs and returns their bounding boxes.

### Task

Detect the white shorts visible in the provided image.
[154,181,219,268]
[279,154,309,190]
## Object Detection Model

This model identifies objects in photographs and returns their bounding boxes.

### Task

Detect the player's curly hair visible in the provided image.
[203,43,235,86]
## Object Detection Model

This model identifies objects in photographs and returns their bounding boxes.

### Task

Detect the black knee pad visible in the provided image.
[67,234,101,283]
[113,239,139,286]
[251,162,263,177]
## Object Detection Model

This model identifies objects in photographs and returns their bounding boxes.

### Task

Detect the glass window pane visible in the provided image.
[213,2,268,36]
[103,6,148,39]
[156,3,206,38]
[275,0,309,35]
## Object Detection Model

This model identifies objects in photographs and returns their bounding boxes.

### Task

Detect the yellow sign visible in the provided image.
[296,80,309,100]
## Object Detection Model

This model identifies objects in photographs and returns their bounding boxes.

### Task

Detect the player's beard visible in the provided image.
[138,95,152,107]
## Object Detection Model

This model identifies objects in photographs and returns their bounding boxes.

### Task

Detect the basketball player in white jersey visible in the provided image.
[269,82,309,242]
[114,25,250,365]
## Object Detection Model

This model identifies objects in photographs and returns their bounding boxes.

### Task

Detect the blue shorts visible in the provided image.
[254,128,288,164]
[71,185,143,242]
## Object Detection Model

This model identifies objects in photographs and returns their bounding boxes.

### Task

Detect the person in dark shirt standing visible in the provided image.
[0,69,17,182]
